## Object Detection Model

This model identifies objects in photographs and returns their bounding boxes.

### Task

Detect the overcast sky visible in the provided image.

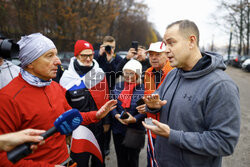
[143,0,228,49]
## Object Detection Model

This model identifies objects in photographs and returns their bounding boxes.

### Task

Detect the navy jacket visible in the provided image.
[111,82,146,135]
[94,51,122,90]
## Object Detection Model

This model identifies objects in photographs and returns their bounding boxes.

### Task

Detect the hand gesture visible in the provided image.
[143,94,167,109]
[142,119,170,138]
[96,100,117,119]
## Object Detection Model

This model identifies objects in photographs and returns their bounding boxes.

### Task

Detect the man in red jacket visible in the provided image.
[0,33,117,167]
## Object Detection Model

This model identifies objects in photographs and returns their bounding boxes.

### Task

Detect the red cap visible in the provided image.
[74,40,94,57]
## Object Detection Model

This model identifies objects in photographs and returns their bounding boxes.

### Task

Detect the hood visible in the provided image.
[0,60,16,69]
[180,52,226,79]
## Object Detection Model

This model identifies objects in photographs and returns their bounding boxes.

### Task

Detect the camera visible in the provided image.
[0,37,19,59]
[105,45,112,54]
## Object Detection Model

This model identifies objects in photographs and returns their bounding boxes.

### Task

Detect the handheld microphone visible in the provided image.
[7,109,83,164]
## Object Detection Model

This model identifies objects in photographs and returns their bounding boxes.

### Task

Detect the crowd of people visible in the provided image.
[0,19,240,167]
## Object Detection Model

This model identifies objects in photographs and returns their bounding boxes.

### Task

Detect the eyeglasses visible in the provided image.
[79,54,93,59]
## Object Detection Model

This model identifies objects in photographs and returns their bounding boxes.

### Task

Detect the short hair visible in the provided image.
[138,45,146,50]
[167,20,200,46]
[103,36,115,43]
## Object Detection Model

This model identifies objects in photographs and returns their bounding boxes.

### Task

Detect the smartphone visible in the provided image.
[131,41,139,52]
[136,98,145,106]
[120,111,129,119]
[145,118,155,126]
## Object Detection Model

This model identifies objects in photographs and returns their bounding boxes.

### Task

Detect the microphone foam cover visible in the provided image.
[54,109,83,135]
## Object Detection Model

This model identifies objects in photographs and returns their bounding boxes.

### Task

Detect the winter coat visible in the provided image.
[111,82,146,135]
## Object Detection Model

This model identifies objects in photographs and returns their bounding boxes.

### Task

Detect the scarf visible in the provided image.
[73,59,93,76]
[118,82,138,109]
[21,68,51,87]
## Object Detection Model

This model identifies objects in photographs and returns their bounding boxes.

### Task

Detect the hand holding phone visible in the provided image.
[120,111,129,119]
[144,118,155,126]
[136,98,145,106]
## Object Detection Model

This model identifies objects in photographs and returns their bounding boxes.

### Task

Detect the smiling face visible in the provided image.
[163,24,192,70]
[26,48,61,80]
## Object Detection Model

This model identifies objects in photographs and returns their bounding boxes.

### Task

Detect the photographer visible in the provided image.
[94,36,122,91]
[116,44,151,82]
[94,36,122,156]
[0,37,20,89]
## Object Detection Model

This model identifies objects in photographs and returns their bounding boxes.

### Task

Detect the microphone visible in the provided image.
[7,109,83,164]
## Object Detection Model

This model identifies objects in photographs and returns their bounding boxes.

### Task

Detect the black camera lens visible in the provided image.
[105,45,112,54]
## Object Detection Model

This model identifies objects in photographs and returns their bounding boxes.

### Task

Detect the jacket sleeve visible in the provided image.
[133,113,147,122]
[0,95,55,167]
[168,80,241,156]
[80,111,99,125]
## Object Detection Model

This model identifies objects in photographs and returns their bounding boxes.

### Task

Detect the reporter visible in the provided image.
[0,129,45,152]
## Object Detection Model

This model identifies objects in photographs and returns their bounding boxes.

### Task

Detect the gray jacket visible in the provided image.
[150,52,240,167]
[0,60,20,89]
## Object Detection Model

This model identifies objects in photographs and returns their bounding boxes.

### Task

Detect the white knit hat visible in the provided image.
[146,41,166,53]
[123,59,142,77]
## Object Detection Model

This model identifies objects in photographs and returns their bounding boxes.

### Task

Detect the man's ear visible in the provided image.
[189,35,197,49]
[26,63,34,69]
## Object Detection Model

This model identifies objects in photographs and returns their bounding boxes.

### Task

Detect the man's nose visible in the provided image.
[86,56,91,61]
[165,45,170,53]
[54,56,61,65]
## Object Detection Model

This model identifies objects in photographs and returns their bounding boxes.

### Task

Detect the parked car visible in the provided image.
[231,55,250,68]
[242,58,250,72]
[57,52,73,69]
[116,51,128,59]
[223,55,237,65]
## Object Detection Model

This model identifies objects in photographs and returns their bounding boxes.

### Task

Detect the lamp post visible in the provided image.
[228,25,233,64]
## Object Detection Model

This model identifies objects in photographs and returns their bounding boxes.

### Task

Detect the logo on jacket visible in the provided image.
[183,93,192,101]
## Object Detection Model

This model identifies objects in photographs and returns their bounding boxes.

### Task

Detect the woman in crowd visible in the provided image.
[111,59,146,167]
